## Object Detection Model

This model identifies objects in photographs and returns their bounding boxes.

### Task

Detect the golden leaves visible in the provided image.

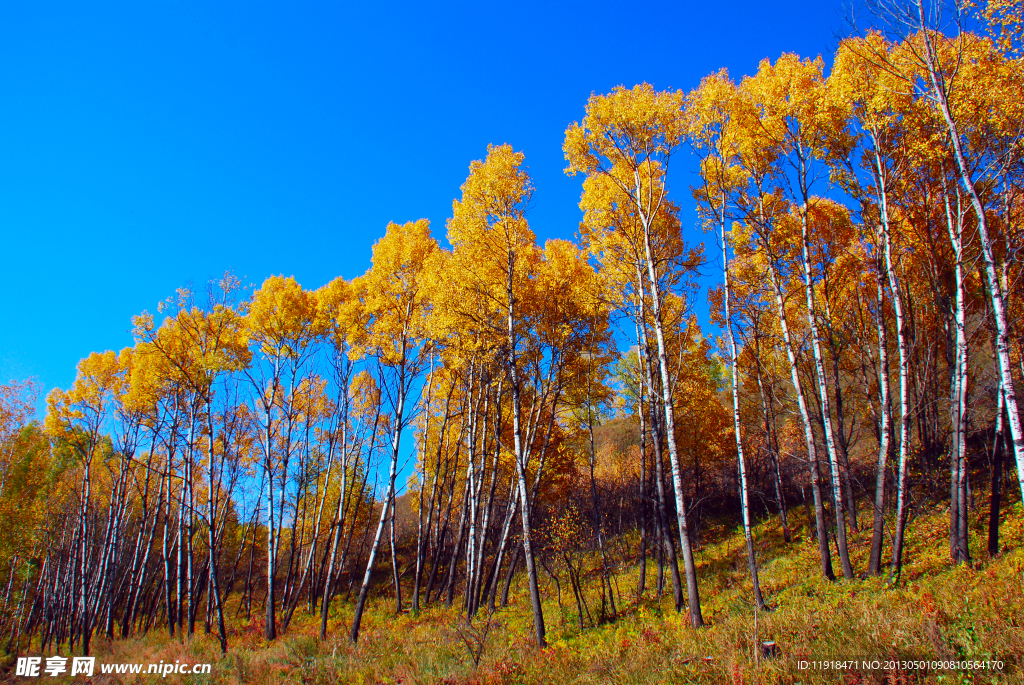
[246,275,319,360]
[45,350,122,463]
[433,144,539,354]
[352,219,438,365]
[564,83,687,177]
[982,0,1024,57]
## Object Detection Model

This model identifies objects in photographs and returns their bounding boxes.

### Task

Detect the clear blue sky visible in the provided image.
[0,0,847,404]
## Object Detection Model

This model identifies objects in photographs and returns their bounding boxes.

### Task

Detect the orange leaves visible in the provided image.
[564,83,686,177]
[132,299,250,413]
[567,85,688,264]
[734,53,855,175]
[686,68,748,219]
[453,144,534,226]
[246,275,320,360]
[314,276,357,351]
[45,350,122,463]
[352,219,438,365]
[432,144,539,355]
[534,239,605,350]
[0,379,38,449]
[830,34,913,131]
[982,0,1024,56]
[448,143,536,271]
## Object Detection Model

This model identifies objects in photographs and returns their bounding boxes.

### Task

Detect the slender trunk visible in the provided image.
[264,386,277,640]
[989,383,1006,557]
[389,492,403,612]
[351,358,407,643]
[586,352,616,619]
[764,252,834,580]
[484,485,518,612]
[507,270,547,647]
[443,488,469,607]
[636,313,683,610]
[944,182,971,565]
[203,405,227,652]
[919,17,1024,507]
[875,144,913,580]
[720,214,766,607]
[319,444,351,637]
[80,457,92,655]
[161,454,175,637]
[797,195,854,580]
[868,269,893,575]
[640,211,704,627]
[500,545,519,608]
[636,394,649,598]
[824,293,859,534]
[412,361,439,614]
[753,350,790,543]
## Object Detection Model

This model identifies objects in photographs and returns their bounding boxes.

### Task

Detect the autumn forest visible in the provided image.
[2,3,1024,683]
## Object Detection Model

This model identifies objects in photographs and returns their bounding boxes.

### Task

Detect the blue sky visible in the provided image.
[0,0,847,406]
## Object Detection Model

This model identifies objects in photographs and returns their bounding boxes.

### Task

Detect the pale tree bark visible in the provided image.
[350,368,406,643]
[471,385,503,617]
[635,307,683,611]
[321,351,372,638]
[584,321,616,620]
[635,389,649,598]
[943,178,971,564]
[389,491,402,612]
[868,265,893,576]
[205,403,228,652]
[914,2,1024,507]
[875,148,914,579]
[797,196,855,580]
[763,247,835,580]
[639,205,704,628]
[320,417,352,637]
[506,279,547,647]
[263,387,278,641]
[282,406,337,633]
[411,356,437,615]
[749,318,791,544]
[719,212,766,607]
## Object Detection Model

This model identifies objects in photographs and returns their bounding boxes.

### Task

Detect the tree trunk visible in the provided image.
[764,251,834,580]
[988,383,1006,557]
[350,384,405,643]
[918,14,1024,507]
[868,270,893,575]
[720,213,766,608]
[635,314,683,611]
[798,195,854,580]
[640,214,704,627]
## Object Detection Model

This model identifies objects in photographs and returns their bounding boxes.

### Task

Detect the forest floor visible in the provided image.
[8,501,1024,685]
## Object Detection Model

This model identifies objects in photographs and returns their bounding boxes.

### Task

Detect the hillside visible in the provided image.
[9,502,1019,685]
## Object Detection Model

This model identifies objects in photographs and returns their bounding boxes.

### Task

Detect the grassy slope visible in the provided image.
[20,502,1024,685]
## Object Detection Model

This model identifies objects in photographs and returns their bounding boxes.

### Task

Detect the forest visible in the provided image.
[2,3,1024,684]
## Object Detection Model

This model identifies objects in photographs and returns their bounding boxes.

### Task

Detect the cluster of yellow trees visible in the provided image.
[0,3,1022,657]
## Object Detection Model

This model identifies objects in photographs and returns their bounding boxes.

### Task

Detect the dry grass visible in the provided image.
[14,501,1024,685]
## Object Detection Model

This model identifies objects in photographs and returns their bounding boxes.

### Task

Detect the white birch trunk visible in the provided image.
[798,202,855,580]
[639,202,704,628]
[917,10,1024,507]
[720,214,766,607]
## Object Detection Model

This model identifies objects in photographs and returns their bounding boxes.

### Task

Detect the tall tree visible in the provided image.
[436,144,550,646]
[349,219,437,643]
[566,84,706,627]
[243,275,322,640]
